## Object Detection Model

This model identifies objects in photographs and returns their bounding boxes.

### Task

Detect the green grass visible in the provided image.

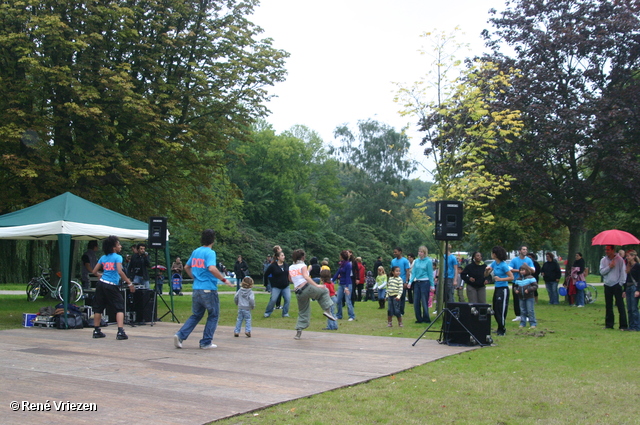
[3,280,638,424]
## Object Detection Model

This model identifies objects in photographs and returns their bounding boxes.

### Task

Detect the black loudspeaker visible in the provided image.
[443,302,493,346]
[133,289,157,323]
[148,216,167,248]
[435,201,463,240]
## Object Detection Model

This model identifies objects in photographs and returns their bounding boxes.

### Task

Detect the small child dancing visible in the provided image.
[321,269,338,330]
[386,266,403,327]
[514,264,538,329]
[234,277,255,337]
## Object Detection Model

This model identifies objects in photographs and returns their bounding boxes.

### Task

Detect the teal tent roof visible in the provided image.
[0,192,150,241]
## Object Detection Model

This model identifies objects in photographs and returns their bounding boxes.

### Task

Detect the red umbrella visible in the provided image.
[151,265,167,270]
[591,230,640,246]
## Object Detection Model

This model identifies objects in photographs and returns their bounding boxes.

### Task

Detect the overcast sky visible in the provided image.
[251,0,505,180]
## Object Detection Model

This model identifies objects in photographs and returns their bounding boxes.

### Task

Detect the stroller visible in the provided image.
[172,273,183,296]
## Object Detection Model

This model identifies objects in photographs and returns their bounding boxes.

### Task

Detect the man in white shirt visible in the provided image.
[599,245,628,330]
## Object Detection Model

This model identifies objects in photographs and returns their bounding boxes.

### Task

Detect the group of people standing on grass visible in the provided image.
[89,230,640,348]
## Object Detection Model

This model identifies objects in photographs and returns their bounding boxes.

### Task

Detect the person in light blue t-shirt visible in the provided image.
[443,244,459,305]
[391,247,411,315]
[91,236,135,340]
[485,246,514,336]
[174,229,234,350]
[509,246,534,322]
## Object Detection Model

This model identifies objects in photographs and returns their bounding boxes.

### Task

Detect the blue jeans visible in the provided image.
[326,295,338,329]
[336,284,355,320]
[575,288,585,306]
[413,280,431,323]
[387,296,402,318]
[519,297,537,327]
[626,285,640,331]
[176,289,219,347]
[377,288,386,301]
[444,278,454,305]
[133,275,149,290]
[234,309,252,333]
[264,286,291,316]
[545,281,559,305]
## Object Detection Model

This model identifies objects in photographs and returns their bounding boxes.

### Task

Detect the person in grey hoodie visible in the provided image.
[234,277,256,337]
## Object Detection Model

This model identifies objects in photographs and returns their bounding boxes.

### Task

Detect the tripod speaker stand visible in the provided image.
[152,248,179,325]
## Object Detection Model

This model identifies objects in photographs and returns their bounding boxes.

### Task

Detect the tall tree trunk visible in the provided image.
[566,225,583,276]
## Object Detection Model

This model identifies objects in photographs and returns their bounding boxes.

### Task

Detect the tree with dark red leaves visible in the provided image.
[481,0,640,259]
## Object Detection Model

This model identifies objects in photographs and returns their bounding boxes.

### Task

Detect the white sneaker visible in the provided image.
[512,316,521,322]
[173,334,183,349]
[348,318,354,321]
[199,343,217,349]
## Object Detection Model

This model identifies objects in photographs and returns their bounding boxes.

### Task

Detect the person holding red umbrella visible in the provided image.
[599,245,628,330]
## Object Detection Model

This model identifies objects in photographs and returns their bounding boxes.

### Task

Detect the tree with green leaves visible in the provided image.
[482,0,640,261]
[396,29,523,234]
[331,119,414,236]
[396,29,523,312]
[228,123,336,234]
[0,0,287,220]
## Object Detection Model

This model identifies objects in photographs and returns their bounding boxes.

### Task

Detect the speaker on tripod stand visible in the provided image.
[147,217,179,324]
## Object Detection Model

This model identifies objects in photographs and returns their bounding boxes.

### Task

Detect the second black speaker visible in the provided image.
[148,216,167,248]
[434,201,463,240]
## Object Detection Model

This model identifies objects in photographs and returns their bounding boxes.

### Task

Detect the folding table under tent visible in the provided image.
[0,192,171,321]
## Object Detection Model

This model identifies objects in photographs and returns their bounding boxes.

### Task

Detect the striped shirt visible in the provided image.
[387,276,404,298]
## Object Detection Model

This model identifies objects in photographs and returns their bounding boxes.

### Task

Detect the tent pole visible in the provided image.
[58,234,72,328]
[164,241,174,321]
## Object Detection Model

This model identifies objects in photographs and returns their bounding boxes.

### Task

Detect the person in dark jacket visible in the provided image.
[540,252,562,305]
[460,251,490,303]
[309,257,321,283]
[349,251,360,305]
[233,255,249,291]
[128,243,150,289]
[263,250,290,318]
[528,253,541,303]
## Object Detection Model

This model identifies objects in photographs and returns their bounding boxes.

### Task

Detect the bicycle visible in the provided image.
[26,265,83,303]
[584,284,598,304]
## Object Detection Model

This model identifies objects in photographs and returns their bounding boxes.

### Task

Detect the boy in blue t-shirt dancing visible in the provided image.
[174,229,234,349]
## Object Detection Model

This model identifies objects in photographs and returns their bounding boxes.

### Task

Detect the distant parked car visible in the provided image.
[485,260,511,269]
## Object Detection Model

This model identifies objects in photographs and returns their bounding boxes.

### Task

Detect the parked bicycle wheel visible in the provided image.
[26,279,40,302]
[584,284,598,304]
[57,281,83,303]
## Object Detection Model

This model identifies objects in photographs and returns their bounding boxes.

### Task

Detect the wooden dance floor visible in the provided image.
[0,323,475,424]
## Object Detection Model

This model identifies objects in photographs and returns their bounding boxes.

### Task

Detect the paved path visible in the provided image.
[0,323,475,424]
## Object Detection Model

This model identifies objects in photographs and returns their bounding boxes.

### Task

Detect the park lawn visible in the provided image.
[2,280,638,424]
